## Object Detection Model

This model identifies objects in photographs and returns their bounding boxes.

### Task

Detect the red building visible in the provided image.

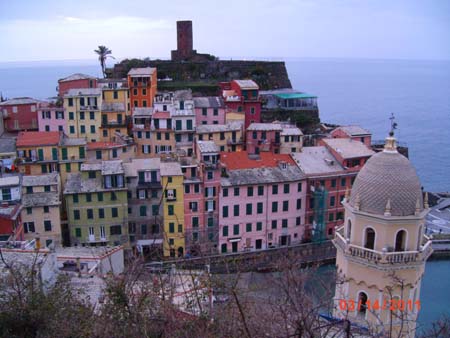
[221,80,261,129]
[330,125,372,147]
[0,97,41,132]
[57,73,97,97]
[0,204,23,242]
[127,68,157,113]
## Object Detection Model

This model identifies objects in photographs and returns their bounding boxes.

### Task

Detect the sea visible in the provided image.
[0,58,449,329]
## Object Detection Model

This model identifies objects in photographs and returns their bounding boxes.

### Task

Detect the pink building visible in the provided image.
[57,73,97,97]
[221,80,261,129]
[193,97,225,125]
[0,97,41,132]
[246,123,302,155]
[37,101,66,133]
[218,152,307,253]
[330,125,372,147]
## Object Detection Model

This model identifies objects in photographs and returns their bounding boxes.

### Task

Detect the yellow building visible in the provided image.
[196,121,244,152]
[20,172,62,247]
[333,134,432,337]
[64,88,102,142]
[160,161,185,257]
[59,136,87,188]
[225,110,245,124]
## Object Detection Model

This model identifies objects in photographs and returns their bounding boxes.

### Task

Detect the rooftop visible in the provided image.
[102,160,124,175]
[123,158,161,177]
[196,122,242,134]
[22,172,59,187]
[87,142,123,150]
[173,90,193,101]
[0,204,21,220]
[281,127,303,136]
[127,67,156,77]
[60,137,87,147]
[0,138,16,154]
[160,162,182,176]
[65,88,102,97]
[58,73,96,82]
[275,92,317,100]
[322,138,375,159]
[81,163,102,171]
[193,96,224,108]
[22,192,60,207]
[233,79,259,90]
[197,140,219,154]
[0,175,20,187]
[0,97,41,106]
[222,165,304,187]
[292,147,344,175]
[220,151,296,170]
[334,125,371,136]
[133,107,153,116]
[16,131,60,147]
[152,111,171,119]
[56,245,122,259]
[247,123,283,131]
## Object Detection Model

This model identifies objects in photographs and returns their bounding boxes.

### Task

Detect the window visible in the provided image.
[69,125,75,134]
[256,222,262,231]
[252,131,257,139]
[98,208,105,219]
[234,187,240,196]
[246,203,252,215]
[89,112,95,120]
[247,186,253,197]
[87,209,93,219]
[297,199,302,210]
[223,188,228,197]
[140,206,147,216]
[24,222,35,233]
[233,205,239,217]
[168,177,172,183]
[330,196,336,207]
[272,185,278,195]
[364,228,376,250]
[223,225,229,237]
[271,220,277,229]
[192,217,199,228]
[79,147,85,159]
[61,148,68,160]
[68,98,73,107]
[233,224,239,235]
[331,179,336,188]
[74,210,80,220]
[202,108,207,116]
[282,201,289,212]
[141,224,147,235]
[26,207,32,215]
[65,163,71,172]
[329,213,334,222]
[284,184,290,194]
[44,220,52,232]
[112,149,118,158]
[152,205,159,216]
[246,223,252,232]
[207,217,214,227]
[80,112,85,120]
[297,182,302,192]
[43,206,49,213]
[26,187,33,194]
[97,192,103,201]
[41,165,48,174]
[296,217,301,226]
[341,178,346,187]
[73,194,79,203]
[258,186,264,196]
[178,224,183,233]
[207,171,213,180]
[223,206,228,218]
[110,225,122,235]
[86,193,92,202]
[111,192,117,201]
[88,171,96,179]
[168,205,174,215]
[169,222,175,233]
[282,219,288,228]
[90,125,96,133]
[112,208,118,218]
[257,202,263,214]
[272,201,278,212]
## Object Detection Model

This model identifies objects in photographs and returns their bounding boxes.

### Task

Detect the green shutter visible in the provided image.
[52,148,58,160]
[79,146,85,159]
[38,149,44,161]
[61,148,68,160]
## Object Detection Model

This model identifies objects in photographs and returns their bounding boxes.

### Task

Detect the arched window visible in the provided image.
[347,219,352,240]
[358,292,368,317]
[417,226,422,250]
[364,228,375,250]
[395,230,407,252]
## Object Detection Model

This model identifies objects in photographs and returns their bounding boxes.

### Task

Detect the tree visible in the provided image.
[94,45,115,78]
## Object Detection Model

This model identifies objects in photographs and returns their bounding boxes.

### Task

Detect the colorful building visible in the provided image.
[219,152,306,253]
[0,137,17,173]
[0,175,23,241]
[64,160,129,247]
[37,101,66,133]
[64,88,102,142]
[150,111,175,156]
[221,80,261,129]
[123,158,163,256]
[196,122,244,152]
[0,97,41,132]
[58,73,97,97]
[171,91,195,156]
[86,137,136,163]
[193,96,225,125]
[160,161,185,257]
[128,67,157,110]
[246,123,303,155]
[330,125,372,147]
[58,136,87,188]
[20,173,62,247]
[132,108,153,157]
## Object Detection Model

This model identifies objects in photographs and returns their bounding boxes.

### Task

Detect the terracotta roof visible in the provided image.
[16,131,60,147]
[220,151,295,170]
[152,111,171,119]
[87,142,122,150]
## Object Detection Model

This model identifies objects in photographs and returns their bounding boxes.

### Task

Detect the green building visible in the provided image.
[64,160,129,247]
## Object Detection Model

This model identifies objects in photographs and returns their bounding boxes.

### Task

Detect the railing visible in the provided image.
[80,105,98,110]
[86,236,108,243]
[102,121,127,127]
[137,180,162,188]
[227,138,243,145]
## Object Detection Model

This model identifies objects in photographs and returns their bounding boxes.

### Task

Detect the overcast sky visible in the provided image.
[0,0,449,62]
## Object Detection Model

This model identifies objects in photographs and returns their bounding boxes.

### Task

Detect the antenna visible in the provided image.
[389,113,398,136]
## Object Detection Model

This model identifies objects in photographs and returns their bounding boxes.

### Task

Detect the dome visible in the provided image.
[349,138,423,217]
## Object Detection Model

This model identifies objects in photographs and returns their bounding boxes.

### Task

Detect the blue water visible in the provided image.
[286,58,450,193]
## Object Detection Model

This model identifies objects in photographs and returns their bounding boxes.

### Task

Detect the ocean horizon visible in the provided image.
[0,57,449,192]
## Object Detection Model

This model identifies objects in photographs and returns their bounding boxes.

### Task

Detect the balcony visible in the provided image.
[227,137,243,145]
[333,227,433,267]
[80,105,99,111]
[86,235,108,243]
[102,120,127,128]
[137,180,162,189]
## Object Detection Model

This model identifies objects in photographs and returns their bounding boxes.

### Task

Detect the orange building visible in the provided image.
[127,67,157,113]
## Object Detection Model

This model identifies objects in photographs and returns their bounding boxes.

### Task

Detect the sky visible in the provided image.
[0,0,449,62]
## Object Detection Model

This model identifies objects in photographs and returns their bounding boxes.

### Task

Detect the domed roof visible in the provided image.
[349,137,423,217]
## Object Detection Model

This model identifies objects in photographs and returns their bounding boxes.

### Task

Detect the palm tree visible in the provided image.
[94,45,115,78]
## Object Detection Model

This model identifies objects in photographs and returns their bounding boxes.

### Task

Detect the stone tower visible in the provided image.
[171,20,196,61]
[332,133,433,337]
